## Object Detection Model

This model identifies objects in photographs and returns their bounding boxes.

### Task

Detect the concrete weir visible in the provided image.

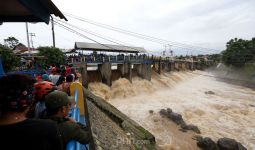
[77,58,211,86]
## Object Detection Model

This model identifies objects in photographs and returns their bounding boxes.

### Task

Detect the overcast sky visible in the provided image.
[0,0,255,55]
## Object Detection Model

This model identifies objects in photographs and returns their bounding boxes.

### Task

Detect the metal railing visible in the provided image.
[67,54,151,64]
[67,89,88,150]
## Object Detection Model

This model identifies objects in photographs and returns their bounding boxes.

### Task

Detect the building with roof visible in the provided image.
[74,42,146,53]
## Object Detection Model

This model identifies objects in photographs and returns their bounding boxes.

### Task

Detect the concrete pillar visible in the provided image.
[175,61,179,71]
[161,62,165,71]
[170,62,174,71]
[80,63,88,88]
[185,62,189,70]
[166,62,171,72]
[188,62,192,70]
[98,62,112,86]
[124,63,132,83]
[193,62,197,70]
[182,62,186,70]
[152,62,156,71]
[190,62,194,70]
[134,64,142,76]
[134,63,152,81]
[141,63,151,81]
[117,64,125,77]
[158,59,161,74]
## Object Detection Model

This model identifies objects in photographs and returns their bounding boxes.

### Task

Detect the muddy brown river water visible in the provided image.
[89,70,255,150]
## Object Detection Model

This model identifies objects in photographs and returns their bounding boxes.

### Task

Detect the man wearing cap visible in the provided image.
[45,91,90,149]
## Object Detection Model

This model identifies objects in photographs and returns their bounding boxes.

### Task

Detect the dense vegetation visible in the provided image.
[0,44,20,72]
[4,37,19,49]
[36,46,66,69]
[222,37,255,67]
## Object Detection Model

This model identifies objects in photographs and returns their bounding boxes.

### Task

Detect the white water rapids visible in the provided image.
[89,70,255,150]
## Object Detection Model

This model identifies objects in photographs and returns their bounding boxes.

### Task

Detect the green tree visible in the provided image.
[36,46,65,69]
[4,37,19,49]
[0,44,20,72]
[208,54,221,63]
[222,38,254,67]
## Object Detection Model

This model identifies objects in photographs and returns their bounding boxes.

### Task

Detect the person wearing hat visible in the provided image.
[0,74,63,150]
[45,91,90,149]
[42,74,51,82]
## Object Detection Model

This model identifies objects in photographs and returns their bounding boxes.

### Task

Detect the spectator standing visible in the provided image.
[45,91,90,149]
[58,74,73,96]
[49,68,60,85]
[0,74,63,150]
[33,81,55,118]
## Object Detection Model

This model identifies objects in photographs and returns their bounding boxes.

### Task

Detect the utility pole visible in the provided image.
[29,33,35,49]
[29,33,35,61]
[25,23,31,56]
[51,16,55,48]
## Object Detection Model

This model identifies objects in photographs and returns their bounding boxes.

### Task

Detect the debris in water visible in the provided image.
[205,91,215,95]
[149,110,154,114]
[249,104,255,107]
[159,108,200,133]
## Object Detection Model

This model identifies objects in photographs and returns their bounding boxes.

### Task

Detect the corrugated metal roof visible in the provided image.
[74,42,146,53]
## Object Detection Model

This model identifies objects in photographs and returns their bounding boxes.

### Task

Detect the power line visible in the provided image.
[64,13,216,54]
[54,18,145,53]
[64,12,220,54]
[54,20,125,51]
[54,18,134,47]
[54,18,214,55]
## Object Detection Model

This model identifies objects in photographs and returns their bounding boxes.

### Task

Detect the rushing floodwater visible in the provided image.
[89,70,255,150]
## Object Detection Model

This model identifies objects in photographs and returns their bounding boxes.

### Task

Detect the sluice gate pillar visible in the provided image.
[98,62,112,86]
[134,63,152,81]
[123,62,132,83]
[81,63,88,88]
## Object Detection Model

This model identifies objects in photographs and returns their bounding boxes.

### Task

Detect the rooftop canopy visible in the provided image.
[0,0,67,24]
[74,42,146,53]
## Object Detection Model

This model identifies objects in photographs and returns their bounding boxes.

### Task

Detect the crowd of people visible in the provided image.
[0,65,90,150]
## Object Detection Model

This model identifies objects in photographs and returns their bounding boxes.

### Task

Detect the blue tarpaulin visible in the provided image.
[0,58,5,78]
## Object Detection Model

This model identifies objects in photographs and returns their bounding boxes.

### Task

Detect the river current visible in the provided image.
[89,70,255,150]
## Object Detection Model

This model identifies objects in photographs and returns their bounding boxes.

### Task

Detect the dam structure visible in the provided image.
[69,42,213,87]
[66,42,214,149]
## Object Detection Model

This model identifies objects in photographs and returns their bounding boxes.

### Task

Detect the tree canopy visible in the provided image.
[4,37,20,49]
[222,37,255,67]
[36,46,65,69]
[0,44,20,72]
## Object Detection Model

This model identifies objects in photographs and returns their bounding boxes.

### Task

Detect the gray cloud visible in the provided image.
[0,0,254,54]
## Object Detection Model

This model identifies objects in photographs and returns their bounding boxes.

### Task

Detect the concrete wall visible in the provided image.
[84,88,156,150]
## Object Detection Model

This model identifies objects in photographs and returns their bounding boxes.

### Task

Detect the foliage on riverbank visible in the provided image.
[222,37,255,67]
[0,44,20,72]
